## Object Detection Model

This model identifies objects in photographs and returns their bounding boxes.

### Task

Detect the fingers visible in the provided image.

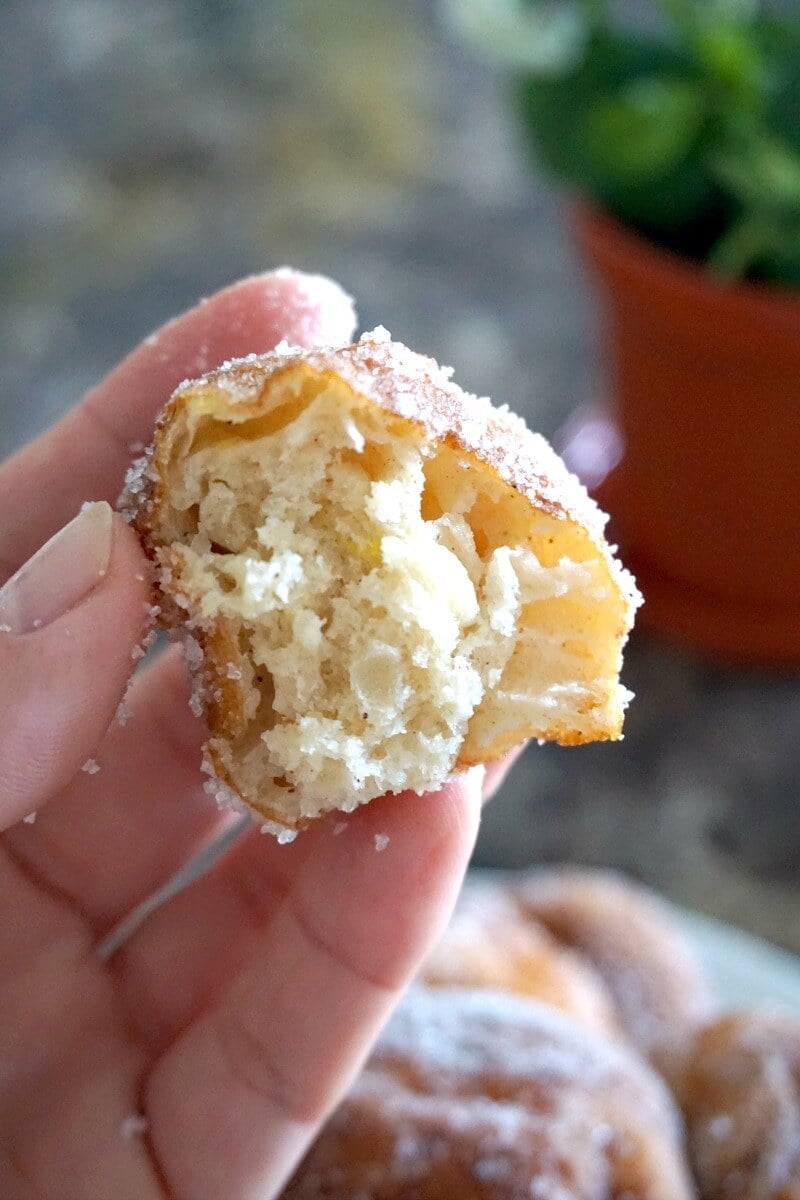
[113,823,312,1054]
[144,773,483,1200]
[482,743,526,803]
[115,755,518,1058]
[114,754,513,1056]
[113,753,515,1056]
[3,647,233,938]
[0,506,150,828]
[0,270,357,579]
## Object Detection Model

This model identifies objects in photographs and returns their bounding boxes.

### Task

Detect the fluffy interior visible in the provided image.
[156,368,627,822]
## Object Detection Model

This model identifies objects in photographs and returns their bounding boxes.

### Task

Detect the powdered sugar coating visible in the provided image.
[182,633,207,717]
[512,868,715,1055]
[200,748,247,814]
[656,1009,800,1200]
[421,877,621,1040]
[260,819,298,843]
[149,328,637,620]
[282,988,694,1200]
[119,451,156,522]
[131,627,158,662]
[376,989,661,1096]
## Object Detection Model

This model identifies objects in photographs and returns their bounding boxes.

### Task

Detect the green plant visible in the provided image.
[446,0,800,285]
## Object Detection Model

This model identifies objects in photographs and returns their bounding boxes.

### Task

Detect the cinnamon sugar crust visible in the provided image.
[122,329,639,829]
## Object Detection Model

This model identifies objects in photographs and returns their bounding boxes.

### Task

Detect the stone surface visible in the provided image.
[2,0,798,951]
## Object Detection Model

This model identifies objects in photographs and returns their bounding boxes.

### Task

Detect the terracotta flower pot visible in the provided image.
[568,204,800,665]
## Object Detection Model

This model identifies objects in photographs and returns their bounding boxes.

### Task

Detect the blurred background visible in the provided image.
[3,0,799,950]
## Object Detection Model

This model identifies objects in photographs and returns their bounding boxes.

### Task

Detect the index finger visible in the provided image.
[0,270,356,580]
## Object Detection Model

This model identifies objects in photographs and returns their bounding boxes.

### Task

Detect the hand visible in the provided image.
[0,272,494,1200]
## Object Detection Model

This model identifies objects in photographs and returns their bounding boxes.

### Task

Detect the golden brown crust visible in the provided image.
[151,333,601,533]
[127,330,637,610]
[655,1010,800,1199]
[281,987,695,1200]
[420,880,622,1040]
[511,868,716,1056]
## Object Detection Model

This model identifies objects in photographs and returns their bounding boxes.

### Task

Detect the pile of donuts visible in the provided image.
[282,869,800,1199]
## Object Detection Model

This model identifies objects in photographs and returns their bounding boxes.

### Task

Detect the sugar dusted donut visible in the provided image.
[281,987,695,1200]
[656,1009,800,1200]
[420,877,621,1039]
[123,328,638,830]
[512,868,715,1055]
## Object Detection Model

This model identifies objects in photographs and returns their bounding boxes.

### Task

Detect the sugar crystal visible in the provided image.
[707,1114,734,1140]
[259,818,298,843]
[119,1113,149,1139]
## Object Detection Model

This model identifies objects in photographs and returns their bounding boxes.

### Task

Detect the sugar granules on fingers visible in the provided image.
[119,1114,149,1140]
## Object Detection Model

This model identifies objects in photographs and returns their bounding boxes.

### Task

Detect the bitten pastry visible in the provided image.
[512,868,716,1055]
[656,1010,800,1200]
[123,327,639,829]
[420,877,621,1039]
[280,987,696,1200]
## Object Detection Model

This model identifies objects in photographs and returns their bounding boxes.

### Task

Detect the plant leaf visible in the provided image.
[514,30,716,228]
[760,245,800,287]
[692,23,765,103]
[712,136,800,213]
[704,0,759,24]
[766,18,800,155]
[584,77,705,182]
[707,214,779,278]
[709,212,800,285]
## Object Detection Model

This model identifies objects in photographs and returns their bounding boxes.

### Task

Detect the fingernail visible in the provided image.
[253,269,357,346]
[0,502,113,634]
[463,764,486,801]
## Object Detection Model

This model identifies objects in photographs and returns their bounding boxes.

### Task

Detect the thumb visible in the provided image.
[0,503,151,827]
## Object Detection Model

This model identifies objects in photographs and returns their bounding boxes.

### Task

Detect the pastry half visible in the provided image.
[123,328,639,829]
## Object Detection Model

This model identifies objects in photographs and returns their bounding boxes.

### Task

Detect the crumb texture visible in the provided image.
[131,332,637,826]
